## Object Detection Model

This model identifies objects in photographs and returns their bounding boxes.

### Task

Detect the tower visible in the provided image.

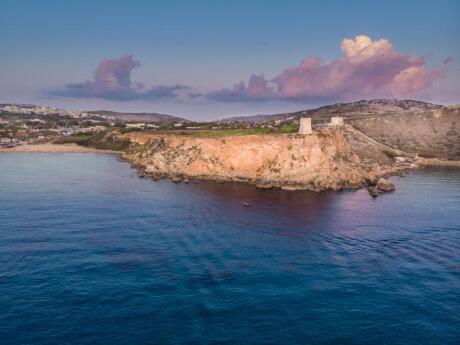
[298,118,312,135]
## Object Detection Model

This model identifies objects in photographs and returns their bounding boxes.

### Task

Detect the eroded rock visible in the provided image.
[119,131,403,193]
[368,178,396,197]
[376,178,396,192]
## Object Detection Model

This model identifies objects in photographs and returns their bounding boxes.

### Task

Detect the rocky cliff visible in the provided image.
[118,130,397,191]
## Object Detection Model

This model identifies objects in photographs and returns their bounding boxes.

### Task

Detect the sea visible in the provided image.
[0,153,459,345]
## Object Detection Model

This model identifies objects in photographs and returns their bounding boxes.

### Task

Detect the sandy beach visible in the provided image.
[0,143,119,154]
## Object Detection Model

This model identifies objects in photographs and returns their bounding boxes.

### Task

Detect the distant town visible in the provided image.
[0,103,304,148]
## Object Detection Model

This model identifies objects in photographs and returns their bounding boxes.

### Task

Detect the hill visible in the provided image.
[349,105,460,160]
[221,99,459,160]
[87,110,189,124]
[221,99,442,123]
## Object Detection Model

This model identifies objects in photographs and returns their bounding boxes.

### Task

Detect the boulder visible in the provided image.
[281,185,301,191]
[368,186,381,198]
[256,181,273,189]
[170,175,183,183]
[368,178,396,197]
[376,178,395,192]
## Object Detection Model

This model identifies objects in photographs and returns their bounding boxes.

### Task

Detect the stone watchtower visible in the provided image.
[298,117,312,135]
[330,116,344,127]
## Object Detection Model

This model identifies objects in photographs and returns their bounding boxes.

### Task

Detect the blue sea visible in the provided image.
[0,153,459,345]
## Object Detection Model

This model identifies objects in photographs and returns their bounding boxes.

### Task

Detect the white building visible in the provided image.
[298,118,312,135]
[330,117,344,127]
[146,124,160,129]
[126,123,146,129]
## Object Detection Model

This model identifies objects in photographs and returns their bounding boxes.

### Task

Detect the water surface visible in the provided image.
[0,153,459,344]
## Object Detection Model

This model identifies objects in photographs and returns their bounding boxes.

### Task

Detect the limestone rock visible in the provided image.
[368,186,381,198]
[256,181,273,189]
[171,175,182,183]
[118,131,401,193]
[368,178,396,197]
[376,178,395,192]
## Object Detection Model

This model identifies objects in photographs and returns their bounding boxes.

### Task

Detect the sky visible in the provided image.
[1,0,459,120]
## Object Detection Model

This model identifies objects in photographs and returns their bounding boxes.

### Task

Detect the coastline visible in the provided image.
[417,158,460,167]
[0,143,119,154]
[120,131,460,191]
[2,141,458,193]
[119,131,407,192]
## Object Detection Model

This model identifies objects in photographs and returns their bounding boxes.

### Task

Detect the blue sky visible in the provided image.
[1,0,459,120]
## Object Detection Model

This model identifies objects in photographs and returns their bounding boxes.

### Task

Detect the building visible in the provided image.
[330,116,344,127]
[146,124,160,129]
[298,118,312,135]
[126,123,146,129]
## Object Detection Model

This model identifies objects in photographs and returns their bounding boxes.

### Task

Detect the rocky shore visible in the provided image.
[118,129,408,192]
[5,130,457,196]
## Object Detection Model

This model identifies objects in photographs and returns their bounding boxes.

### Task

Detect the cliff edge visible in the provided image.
[119,129,398,191]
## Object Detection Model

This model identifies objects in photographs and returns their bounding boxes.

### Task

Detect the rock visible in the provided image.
[120,130,403,193]
[183,178,190,184]
[368,186,381,197]
[242,202,252,207]
[368,178,396,197]
[376,178,395,192]
[170,175,182,183]
[280,185,300,191]
[150,172,162,181]
[256,182,273,189]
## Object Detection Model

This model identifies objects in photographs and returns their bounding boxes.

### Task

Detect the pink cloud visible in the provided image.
[209,35,444,102]
[50,55,189,101]
[91,55,140,95]
[208,74,275,101]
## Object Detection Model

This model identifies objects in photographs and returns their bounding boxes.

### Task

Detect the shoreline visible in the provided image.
[0,143,119,154]
[2,142,458,192]
[417,158,460,167]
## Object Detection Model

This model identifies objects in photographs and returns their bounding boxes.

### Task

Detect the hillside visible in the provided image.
[222,99,459,160]
[222,99,442,123]
[350,105,460,160]
[87,110,189,124]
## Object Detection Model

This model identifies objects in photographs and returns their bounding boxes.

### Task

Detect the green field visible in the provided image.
[51,125,299,152]
[177,125,299,137]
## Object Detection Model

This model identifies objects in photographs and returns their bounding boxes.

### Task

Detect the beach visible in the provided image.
[0,143,118,154]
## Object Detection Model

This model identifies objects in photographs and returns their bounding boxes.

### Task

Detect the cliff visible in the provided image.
[118,129,397,191]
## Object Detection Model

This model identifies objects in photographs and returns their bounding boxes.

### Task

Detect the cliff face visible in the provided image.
[120,130,391,191]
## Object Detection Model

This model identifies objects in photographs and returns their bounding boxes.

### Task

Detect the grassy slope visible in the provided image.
[53,131,130,151]
[176,125,298,137]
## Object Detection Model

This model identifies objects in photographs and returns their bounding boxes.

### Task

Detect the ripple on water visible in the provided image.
[0,154,459,345]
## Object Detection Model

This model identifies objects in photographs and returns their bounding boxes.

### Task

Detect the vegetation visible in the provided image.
[83,131,128,151]
[53,134,93,145]
[53,131,130,151]
[177,124,298,137]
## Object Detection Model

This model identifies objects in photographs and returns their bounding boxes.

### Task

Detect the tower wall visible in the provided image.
[299,118,312,135]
